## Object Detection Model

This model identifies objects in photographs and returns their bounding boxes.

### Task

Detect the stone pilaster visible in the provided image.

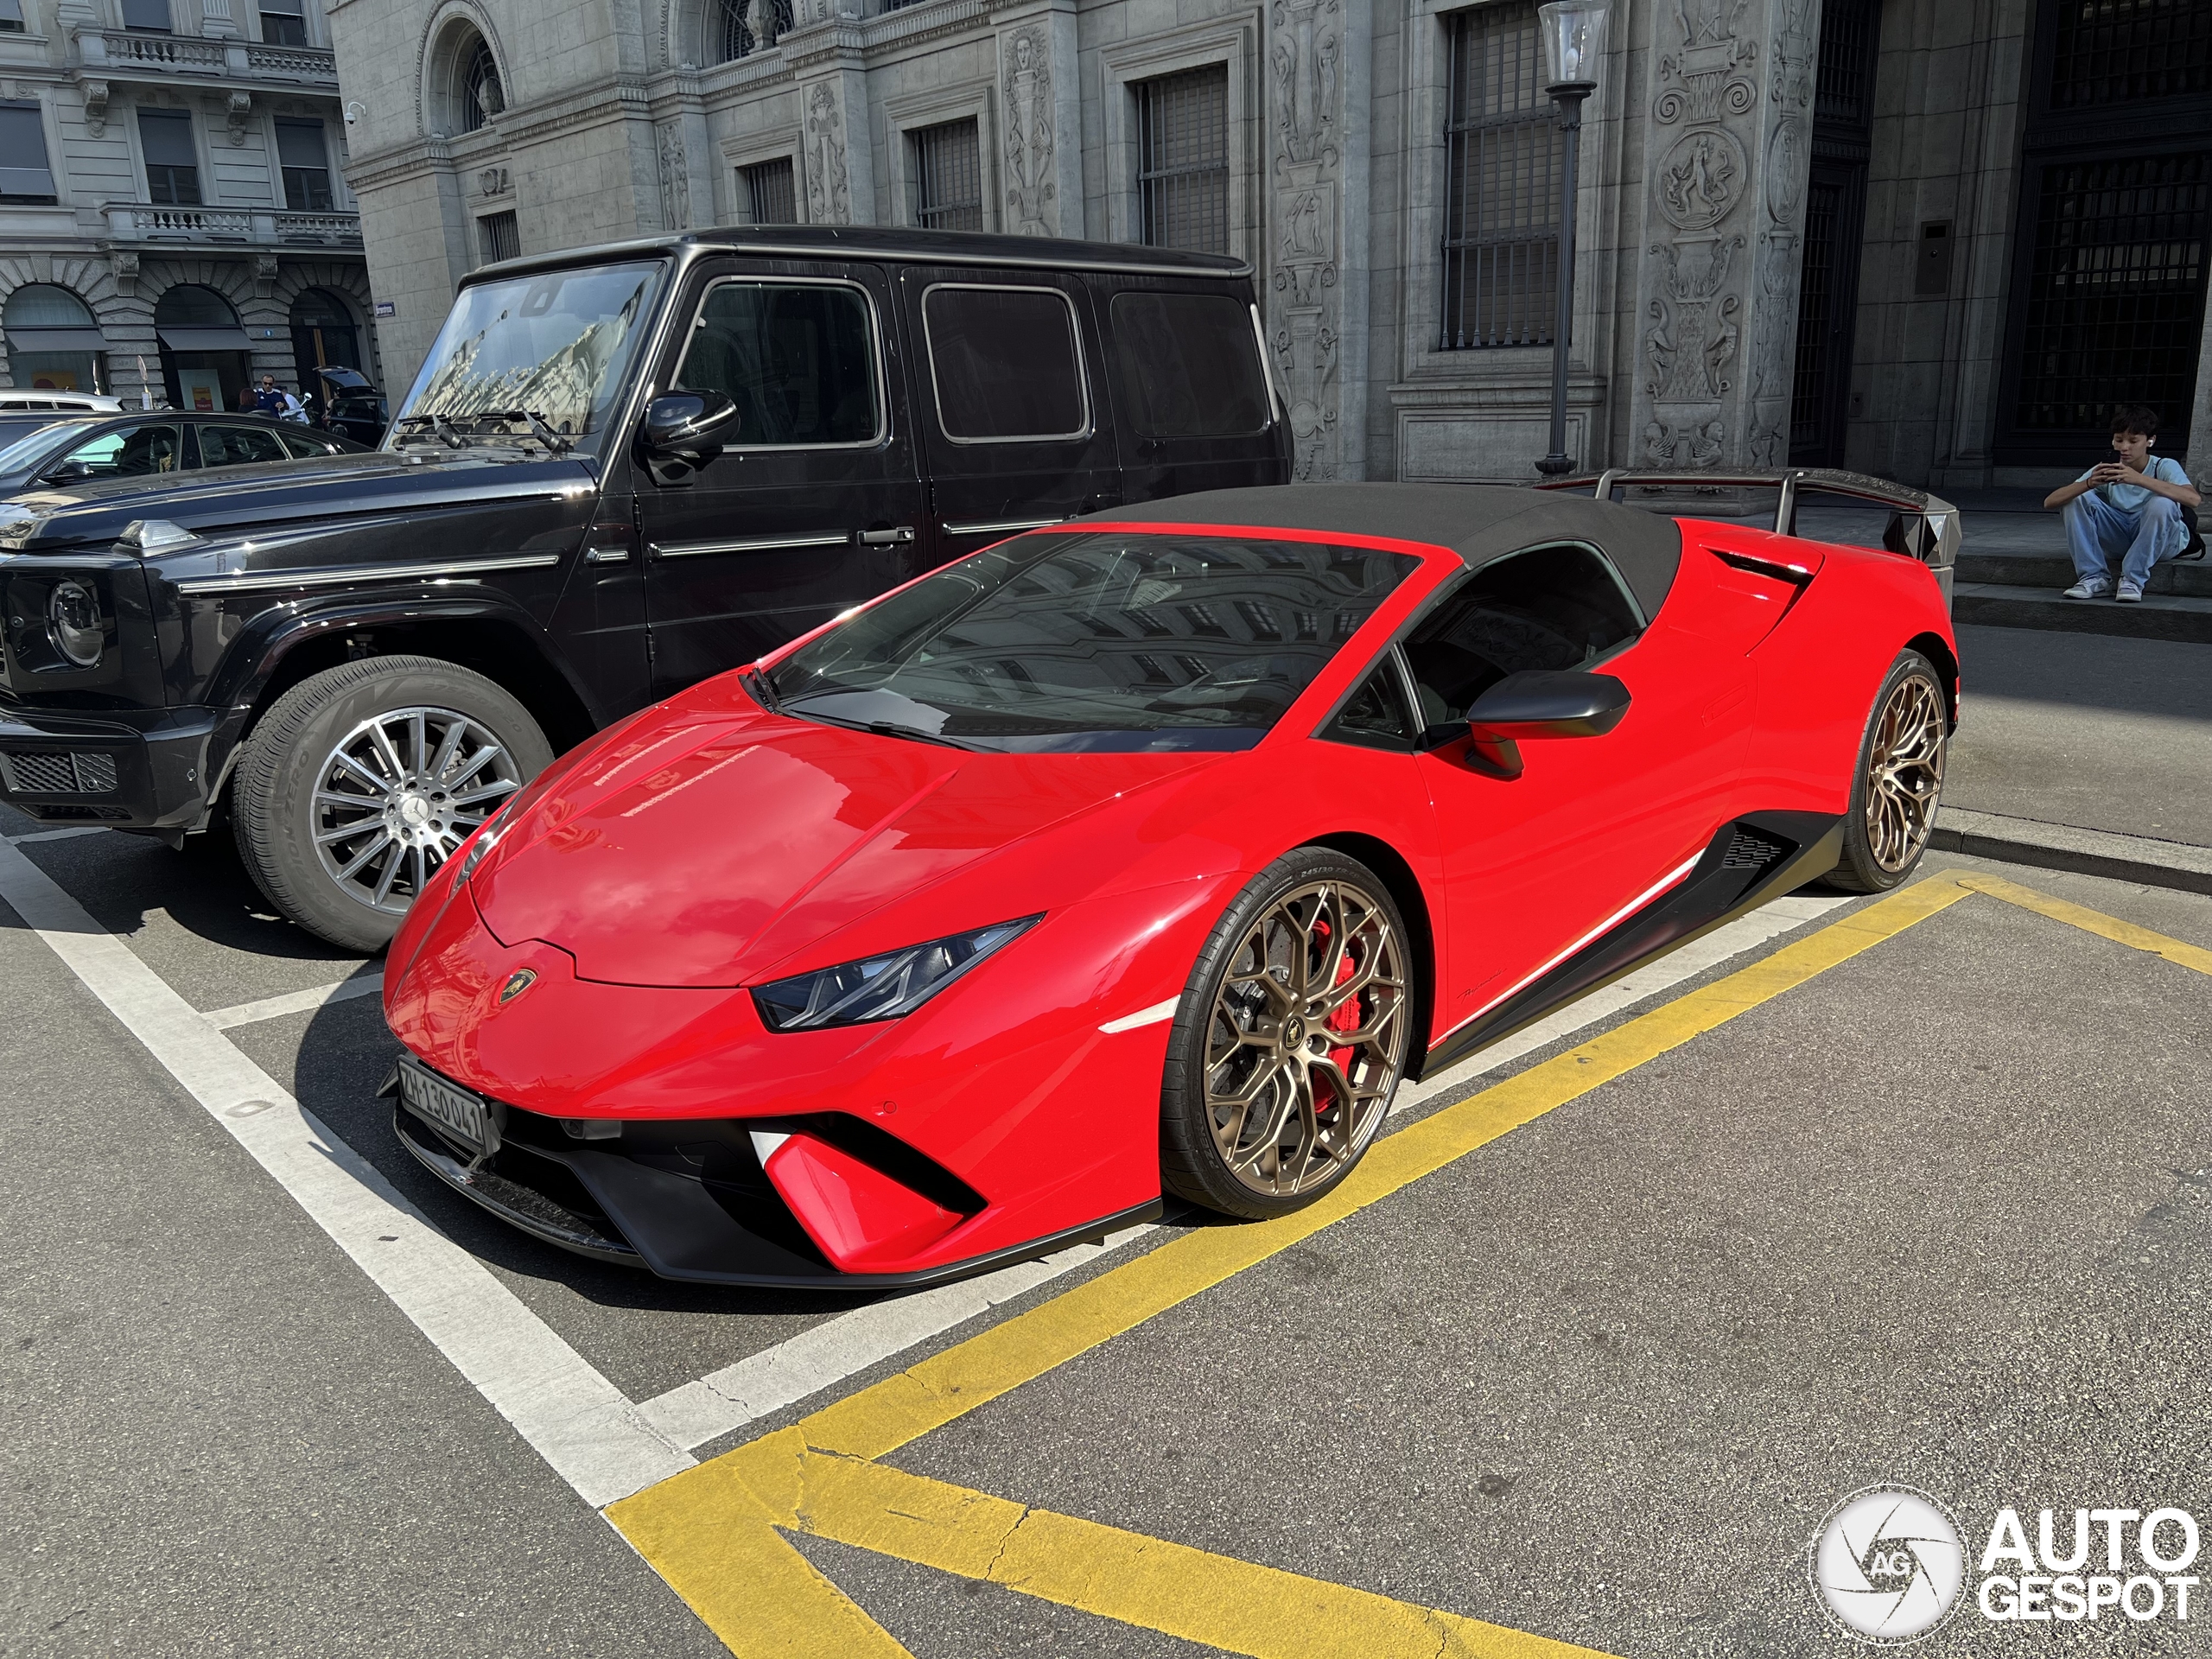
[1265,0,1370,481]
[787,30,873,226]
[1627,0,1817,472]
[995,4,1082,238]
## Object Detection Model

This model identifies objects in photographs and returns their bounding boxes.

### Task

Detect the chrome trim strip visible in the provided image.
[917,280,1095,448]
[174,552,563,594]
[649,532,851,558]
[675,275,891,453]
[943,517,1064,537]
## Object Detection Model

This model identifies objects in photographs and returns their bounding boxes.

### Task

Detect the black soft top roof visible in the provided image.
[1086,483,1685,618]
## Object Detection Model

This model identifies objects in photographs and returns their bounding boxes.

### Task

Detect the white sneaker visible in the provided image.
[2063,576,2112,599]
[2116,582,2145,602]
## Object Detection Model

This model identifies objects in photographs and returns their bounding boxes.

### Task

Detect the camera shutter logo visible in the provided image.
[1810,1485,1967,1643]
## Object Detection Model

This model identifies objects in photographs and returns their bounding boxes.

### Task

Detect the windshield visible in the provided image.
[767,531,1422,753]
[387,261,663,450]
[0,420,96,474]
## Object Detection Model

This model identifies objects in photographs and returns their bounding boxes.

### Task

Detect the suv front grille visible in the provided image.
[0,750,119,795]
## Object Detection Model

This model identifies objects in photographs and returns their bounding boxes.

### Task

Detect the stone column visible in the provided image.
[2188,315,2212,491]
[789,53,873,225]
[1265,0,1371,481]
[1626,0,1818,472]
[995,3,1083,238]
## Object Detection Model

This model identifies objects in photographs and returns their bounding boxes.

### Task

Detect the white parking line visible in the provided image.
[0,837,692,1509]
[1,817,1854,1512]
[204,970,384,1031]
[6,825,111,844]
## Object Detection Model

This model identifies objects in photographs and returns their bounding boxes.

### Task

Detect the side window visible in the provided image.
[1403,544,1643,723]
[922,285,1086,442]
[673,281,880,448]
[1109,291,1270,438]
[278,429,334,459]
[1322,655,1419,751]
[203,424,289,467]
[60,424,181,478]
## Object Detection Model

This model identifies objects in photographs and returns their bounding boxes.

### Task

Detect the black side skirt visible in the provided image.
[1415,810,1844,1081]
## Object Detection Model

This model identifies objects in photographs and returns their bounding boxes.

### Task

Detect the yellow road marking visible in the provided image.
[610,872,1975,1656]
[1960,870,2212,976]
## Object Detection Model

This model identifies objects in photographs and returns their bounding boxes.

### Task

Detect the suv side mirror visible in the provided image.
[640,391,740,486]
[1425,670,1631,777]
[41,460,94,484]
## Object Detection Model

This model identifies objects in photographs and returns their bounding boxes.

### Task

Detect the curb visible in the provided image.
[1930,807,2212,897]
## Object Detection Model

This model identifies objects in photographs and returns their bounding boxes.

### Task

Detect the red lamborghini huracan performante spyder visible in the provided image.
[382,481,1957,1287]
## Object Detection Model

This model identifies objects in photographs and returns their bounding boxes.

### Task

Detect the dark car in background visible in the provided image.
[0,413,364,498]
[0,227,1290,950]
[313,366,390,447]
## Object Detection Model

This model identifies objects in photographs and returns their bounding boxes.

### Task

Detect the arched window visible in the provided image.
[154,283,251,412]
[710,0,791,63]
[289,286,365,395]
[3,284,106,395]
[460,35,503,131]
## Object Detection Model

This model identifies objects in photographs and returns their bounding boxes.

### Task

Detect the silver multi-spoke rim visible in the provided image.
[1203,880,1408,1198]
[1866,673,1946,872]
[310,705,523,916]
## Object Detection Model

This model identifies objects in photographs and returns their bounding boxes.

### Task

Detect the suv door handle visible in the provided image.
[856,525,916,545]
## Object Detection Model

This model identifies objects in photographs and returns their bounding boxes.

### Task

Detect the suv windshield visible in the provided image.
[387,261,663,451]
[767,531,1421,753]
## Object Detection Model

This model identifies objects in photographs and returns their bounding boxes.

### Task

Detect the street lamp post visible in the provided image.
[1534,1,1609,478]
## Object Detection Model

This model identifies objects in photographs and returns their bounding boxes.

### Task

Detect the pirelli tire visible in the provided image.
[231,655,553,953]
[1160,847,1415,1220]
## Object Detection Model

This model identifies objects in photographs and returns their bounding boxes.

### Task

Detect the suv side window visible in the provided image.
[54,423,182,479]
[202,423,289,467]
[1403,544,1643,723]
[1109,291,1270,438]
[278,429,334,459]
[674,280,881,448]
[921,285,1087,442]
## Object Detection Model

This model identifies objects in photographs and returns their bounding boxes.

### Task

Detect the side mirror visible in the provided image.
[640,391,740,486]
[1428,670,1631,777]
[41,461,94,484]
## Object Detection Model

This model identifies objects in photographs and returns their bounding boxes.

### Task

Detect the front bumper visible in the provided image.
[0,702,231,830]
[393,1094,1159,1289]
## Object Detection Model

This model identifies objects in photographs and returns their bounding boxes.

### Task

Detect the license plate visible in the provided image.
[400,1061,490,1154]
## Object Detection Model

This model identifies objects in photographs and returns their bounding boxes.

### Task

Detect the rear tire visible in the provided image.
[232,655,552,953]
[1823,649,1948,894]
[1160,848,1414,1219]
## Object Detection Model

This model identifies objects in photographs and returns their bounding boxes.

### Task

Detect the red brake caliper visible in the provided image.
[1320,931,1361,1122]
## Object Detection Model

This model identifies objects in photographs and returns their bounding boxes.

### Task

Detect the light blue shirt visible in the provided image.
[2077,453,2190,516]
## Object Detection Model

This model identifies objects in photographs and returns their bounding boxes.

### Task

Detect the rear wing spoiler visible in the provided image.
[1536,467,1961,598]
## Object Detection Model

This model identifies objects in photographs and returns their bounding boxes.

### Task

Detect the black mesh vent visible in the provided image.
[1722,824,1790,871]
[2,751,116,794]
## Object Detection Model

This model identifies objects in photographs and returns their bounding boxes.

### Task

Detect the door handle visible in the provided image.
[856,525,916,545]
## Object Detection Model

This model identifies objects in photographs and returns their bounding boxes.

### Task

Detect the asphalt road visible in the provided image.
[5,807,2210,1658]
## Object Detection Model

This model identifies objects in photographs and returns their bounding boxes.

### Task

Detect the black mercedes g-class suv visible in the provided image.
[0,227,1288,949]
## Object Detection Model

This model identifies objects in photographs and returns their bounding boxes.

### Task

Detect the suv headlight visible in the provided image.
[752,916,1041,1032]
[48,577,102,667]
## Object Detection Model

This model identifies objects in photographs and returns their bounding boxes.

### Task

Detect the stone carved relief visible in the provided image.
[1270,0,1343,480]
[1765,119,1805,222]
[1001,25,1054,236]
[1655,0,1759,125]
[1643,235,1743,402]
[804,83,849,224]
[1643,417,1729,467]
[657,123,690,232]
[1770,0,1818,110]
[226,91,252,146]
[1751,227,1796,399]
[1656,129,1745,230]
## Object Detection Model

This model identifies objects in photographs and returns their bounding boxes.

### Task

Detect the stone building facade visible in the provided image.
[326,0,2212,489]
[0,0,378,411]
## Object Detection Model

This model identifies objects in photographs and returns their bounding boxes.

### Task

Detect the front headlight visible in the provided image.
[753,916,1041,1032]
[48,577,102,667]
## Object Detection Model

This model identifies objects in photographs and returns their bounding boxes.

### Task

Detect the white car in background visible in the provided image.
[0,391,125,413]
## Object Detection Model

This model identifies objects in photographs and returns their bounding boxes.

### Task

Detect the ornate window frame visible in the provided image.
[880,79,997,233]
[1098,19,1255,264]
[721,126,808,225]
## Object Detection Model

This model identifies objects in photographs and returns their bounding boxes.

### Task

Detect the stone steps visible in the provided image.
[1954,550,2212,599]
[1951,579,2212,644]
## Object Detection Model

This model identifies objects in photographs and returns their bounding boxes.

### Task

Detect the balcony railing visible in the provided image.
[77,29,339,88]
[104,201,363,247]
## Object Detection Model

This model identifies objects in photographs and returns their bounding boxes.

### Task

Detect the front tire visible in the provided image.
[1825,649,1948,894]
[1160,848,1414,1219]
[231,656,552,953]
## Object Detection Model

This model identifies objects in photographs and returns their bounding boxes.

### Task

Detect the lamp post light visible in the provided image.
[1533,1,1609,478]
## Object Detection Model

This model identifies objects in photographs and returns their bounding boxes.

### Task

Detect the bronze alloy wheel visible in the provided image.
[1200,877,1409,1199]
[1863,669,1947,873]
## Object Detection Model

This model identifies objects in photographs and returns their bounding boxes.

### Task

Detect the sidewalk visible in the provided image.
[1939,623,2212,893]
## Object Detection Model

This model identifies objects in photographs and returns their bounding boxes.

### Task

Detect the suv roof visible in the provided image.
[467,225,1253,286]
